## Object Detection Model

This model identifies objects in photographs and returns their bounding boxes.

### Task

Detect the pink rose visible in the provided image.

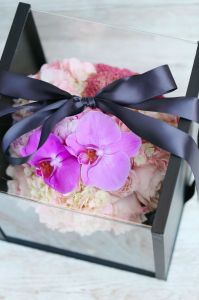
[133,164,166,209]
[111,170,137,198]
[102,194,146,223]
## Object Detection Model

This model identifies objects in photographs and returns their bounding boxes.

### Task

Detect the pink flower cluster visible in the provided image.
[21,111,141,194]
[8,58,179,234]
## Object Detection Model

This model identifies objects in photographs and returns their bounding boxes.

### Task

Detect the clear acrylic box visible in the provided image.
[0,2,198,279]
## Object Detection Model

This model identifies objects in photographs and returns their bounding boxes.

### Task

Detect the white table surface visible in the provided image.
[0,1,199,299]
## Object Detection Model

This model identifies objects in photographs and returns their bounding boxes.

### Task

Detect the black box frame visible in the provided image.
[0,2,198,280]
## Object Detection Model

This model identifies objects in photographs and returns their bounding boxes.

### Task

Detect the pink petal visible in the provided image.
[106,132,141,157]
[76,111,121,147]
[81,152,130,191]
[66,133,85,156]
[20,130,40,157]
[46,157,80,193]
[21,131,66,166]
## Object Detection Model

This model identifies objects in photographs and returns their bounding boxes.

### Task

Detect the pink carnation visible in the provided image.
[83,63,136,97]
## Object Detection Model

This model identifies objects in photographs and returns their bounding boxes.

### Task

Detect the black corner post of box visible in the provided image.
[0,2,46,238]
[152,41,199,280]
[0,2,46,72]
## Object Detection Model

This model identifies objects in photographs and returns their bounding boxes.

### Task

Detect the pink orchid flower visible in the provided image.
[21,131,80,194]
[66,111,141,191]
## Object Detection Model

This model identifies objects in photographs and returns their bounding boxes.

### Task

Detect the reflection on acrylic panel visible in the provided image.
[0,192,154,272]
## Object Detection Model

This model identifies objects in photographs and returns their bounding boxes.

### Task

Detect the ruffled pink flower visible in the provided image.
[66,111,141,191]
[21,131,80,194]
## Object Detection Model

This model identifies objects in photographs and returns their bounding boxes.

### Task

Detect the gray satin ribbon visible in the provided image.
[0,64,198,195]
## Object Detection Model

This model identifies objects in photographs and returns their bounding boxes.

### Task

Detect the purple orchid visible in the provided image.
[21,131,80,194]
[66,111,141,191]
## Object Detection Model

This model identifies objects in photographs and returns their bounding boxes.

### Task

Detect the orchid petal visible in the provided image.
[76,111,121,147]
[82,152,130,191]
[21,131,66,166]
[46,156,80,193]
[106,132,141,157]
[66,133,85,156]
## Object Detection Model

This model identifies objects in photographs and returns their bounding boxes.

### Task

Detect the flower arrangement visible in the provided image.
[7,58,179,234]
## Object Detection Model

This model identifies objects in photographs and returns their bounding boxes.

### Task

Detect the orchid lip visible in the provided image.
[77,146,103,165]
[38,159,55,179]
[37,153,64,178]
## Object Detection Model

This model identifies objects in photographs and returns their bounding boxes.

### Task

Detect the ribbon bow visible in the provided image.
[0,65,198,194]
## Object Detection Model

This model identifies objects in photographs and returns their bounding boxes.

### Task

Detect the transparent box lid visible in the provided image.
[32,9,197,97]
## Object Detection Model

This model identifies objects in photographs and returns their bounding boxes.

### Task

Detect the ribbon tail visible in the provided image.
[0,101,44,118]
[131,96,199,122]
[98,100,199,195]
